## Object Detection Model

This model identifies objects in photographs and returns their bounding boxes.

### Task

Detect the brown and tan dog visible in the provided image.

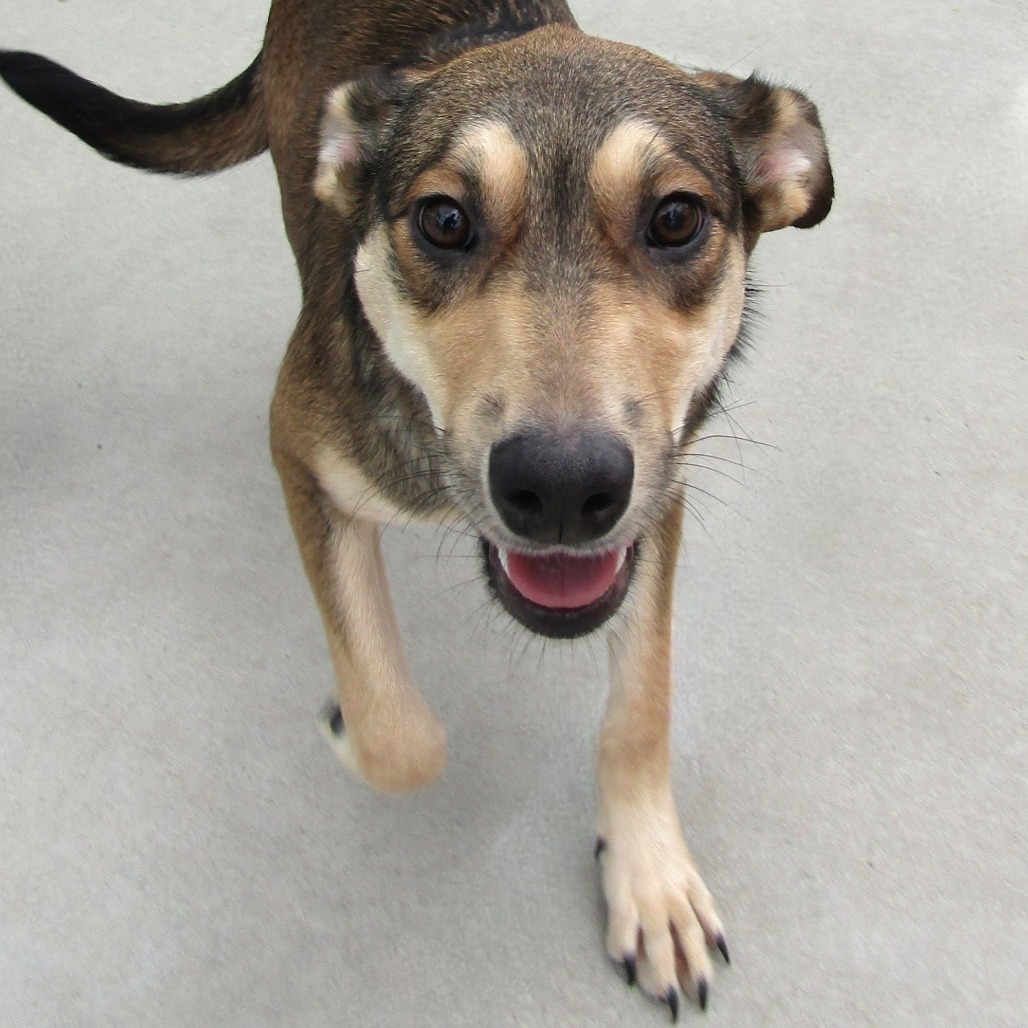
[1,0,832,1016]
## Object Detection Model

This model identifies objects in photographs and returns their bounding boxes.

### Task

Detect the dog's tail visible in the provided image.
[0,50,267,175]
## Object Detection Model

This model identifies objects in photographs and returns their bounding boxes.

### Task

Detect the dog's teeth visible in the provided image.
[498,546,511,577]
[614,548,629,574]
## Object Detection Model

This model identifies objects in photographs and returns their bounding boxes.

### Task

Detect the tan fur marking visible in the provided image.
[314,447,406,524]
[453,121,529,234]
[602,501,680,791]
[590,119,670,238]
[586,238,745,438]
[670,242,747,427]
[314,446,461,528]
[358,230,540,436]
[405,121,528,239]
[323,517,447,791]
[598,499,724,1001]
[272,439,446,794]
[406,167,468,206]
[591,119,717,242]
[650,165,719,207]
[355,228,453,429]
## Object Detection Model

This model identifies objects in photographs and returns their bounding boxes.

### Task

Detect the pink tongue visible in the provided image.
[505,549,623,610]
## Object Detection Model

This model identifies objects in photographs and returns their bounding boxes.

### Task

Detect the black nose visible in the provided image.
[489,431,634,545]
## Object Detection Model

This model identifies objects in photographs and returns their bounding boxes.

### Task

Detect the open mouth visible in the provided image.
[483,539,637,639]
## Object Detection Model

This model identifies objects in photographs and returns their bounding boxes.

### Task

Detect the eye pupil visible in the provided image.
[648,194,705,248]
[418,197,472,250]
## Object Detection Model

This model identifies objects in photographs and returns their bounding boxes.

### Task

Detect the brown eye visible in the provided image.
[417,196,473,250]
[647,193,706,248]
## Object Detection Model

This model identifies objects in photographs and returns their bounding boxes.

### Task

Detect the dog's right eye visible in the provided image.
[417,196,473,251]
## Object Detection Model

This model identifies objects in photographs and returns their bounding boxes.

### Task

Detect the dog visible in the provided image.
[1,0,832,1017]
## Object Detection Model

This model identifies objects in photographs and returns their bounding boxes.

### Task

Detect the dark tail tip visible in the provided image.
[0,48,266,174]
[1,50,92,117]
[1,49,154,168]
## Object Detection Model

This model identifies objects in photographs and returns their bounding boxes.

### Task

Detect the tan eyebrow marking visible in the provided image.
[453,120,529,233]
[591,119,672,222]
[590,118,718,238]
[405,120,529,236]
[406,166,467,206]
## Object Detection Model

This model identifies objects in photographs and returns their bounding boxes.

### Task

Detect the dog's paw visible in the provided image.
[319,699,446,793]
[597,802,728,1017]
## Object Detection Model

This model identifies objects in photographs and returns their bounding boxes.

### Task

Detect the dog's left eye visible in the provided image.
[417,196,474,251]
[647,193,707,249]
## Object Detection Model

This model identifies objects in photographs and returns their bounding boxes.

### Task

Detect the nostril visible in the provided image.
[505,489,545,518]
[582,492,616,517]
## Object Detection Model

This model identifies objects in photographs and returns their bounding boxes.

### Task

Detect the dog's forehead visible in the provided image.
[389,28,735,198]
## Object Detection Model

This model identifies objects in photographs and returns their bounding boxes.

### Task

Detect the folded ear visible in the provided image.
[696,72,834,234]
[314,70,414,216]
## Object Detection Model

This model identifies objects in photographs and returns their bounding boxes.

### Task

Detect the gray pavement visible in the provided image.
[1,1,1025,1025]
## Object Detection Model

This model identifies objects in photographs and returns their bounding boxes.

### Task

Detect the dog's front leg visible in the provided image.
[598,499,727,1014]
[275,450,446,793]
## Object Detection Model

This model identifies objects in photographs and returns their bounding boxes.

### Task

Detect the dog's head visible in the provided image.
[314,26,833,638]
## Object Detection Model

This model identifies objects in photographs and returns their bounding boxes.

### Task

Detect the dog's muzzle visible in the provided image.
[482,430,637,637]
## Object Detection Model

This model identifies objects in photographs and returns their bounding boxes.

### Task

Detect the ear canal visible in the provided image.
[699,73,834,234]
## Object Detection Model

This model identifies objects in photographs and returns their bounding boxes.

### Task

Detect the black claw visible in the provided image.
[716,934,731,965]
[328,705,344,736]
[666,988,680,1023]
[698,977,709,1012]
[594,837,607,861]
[622,955,637,987]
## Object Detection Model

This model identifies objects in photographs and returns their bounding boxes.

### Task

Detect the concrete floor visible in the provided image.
[1,1,1025,1025]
